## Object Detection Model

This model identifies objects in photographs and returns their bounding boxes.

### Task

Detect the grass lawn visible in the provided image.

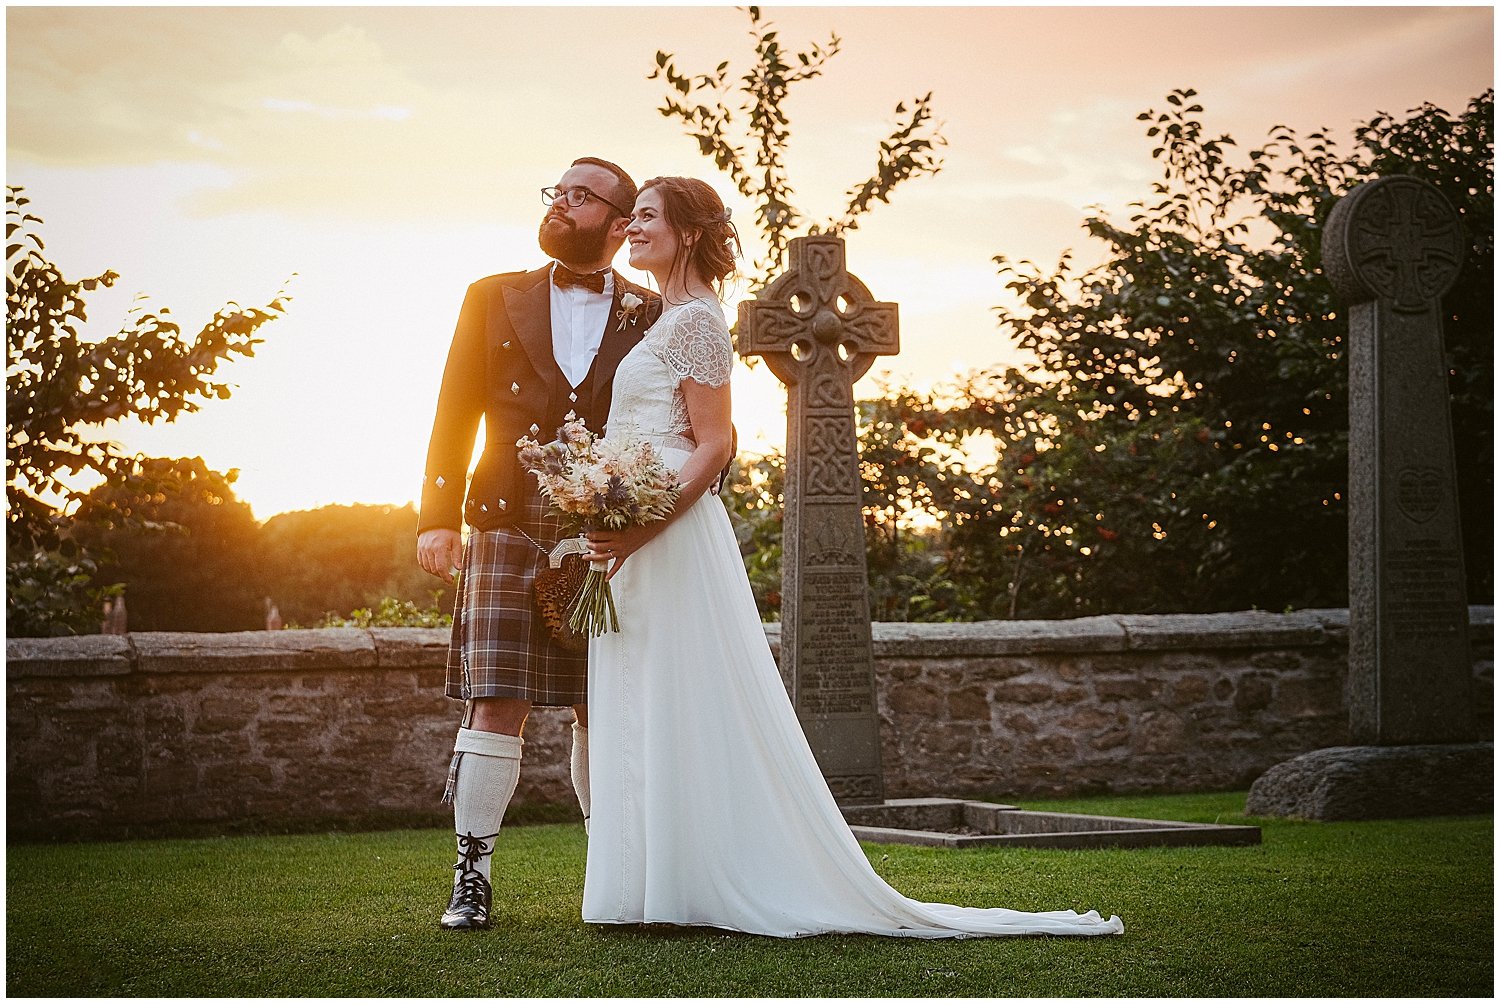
[6,791,1491,997]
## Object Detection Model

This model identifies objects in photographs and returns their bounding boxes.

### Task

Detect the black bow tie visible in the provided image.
[553,265,608,293]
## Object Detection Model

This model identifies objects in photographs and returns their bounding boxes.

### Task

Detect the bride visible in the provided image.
[578,176,1123,939]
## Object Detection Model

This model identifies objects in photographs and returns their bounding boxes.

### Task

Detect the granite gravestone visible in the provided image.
[1322,174,1474,744]
[738,235,898,805]
[1247,175,1489,821]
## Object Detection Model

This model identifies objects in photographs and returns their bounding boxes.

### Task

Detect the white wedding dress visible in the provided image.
[583,297,1123,939]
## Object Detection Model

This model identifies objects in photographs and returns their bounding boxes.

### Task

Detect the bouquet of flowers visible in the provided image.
[517,415,680,638]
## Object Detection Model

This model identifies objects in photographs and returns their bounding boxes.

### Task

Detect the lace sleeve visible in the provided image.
[660,300,734,388]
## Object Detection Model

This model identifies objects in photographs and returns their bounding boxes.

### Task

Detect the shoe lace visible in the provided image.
[451,830,497,907]
[452,867,490,907]
[455,830,497,871]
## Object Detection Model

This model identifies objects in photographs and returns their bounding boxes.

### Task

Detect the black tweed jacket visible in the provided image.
[418,265,661,534]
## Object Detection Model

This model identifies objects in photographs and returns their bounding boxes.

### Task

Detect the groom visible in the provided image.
[417,156,659,931]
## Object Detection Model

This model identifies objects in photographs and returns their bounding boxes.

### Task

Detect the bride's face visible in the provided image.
[625,188,684,277]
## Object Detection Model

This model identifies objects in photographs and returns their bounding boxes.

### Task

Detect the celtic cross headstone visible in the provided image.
[1323,174,1475,744]
[738,235,898,804]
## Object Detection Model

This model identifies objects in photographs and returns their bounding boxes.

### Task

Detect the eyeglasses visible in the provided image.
[541,186,627,217]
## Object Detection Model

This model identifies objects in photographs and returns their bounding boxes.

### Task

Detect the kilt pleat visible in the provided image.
[445,491,587,706]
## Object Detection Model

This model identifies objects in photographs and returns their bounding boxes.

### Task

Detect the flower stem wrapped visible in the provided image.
[518,414,680,639]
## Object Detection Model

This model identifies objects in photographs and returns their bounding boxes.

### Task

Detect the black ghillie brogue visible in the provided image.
[439,830,496,931]
[439,867,493,930]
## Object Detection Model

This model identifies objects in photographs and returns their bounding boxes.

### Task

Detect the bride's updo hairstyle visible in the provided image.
[638,176,741,293]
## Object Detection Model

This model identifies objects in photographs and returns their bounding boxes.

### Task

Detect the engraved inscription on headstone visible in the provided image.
[1323,175,1474,744]
[738,235,899,804]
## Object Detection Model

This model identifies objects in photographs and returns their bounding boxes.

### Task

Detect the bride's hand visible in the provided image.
[583,524,658,580]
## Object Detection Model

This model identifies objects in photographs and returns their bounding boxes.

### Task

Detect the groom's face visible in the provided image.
[538,163,626,264]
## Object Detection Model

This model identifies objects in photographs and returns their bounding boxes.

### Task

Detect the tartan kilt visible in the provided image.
[445,491,587,706]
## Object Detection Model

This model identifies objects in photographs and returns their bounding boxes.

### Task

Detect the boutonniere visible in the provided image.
[615,291,645,331]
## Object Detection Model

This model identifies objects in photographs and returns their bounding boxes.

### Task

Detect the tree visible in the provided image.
[71,457,266,632]
[6,188,289,634]
[651,5,946,285]
[259,503,454,627]
[897,89,1492,617]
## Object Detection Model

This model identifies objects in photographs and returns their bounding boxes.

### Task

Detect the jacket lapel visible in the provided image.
[499,266,560,381]
[589,273,652,397]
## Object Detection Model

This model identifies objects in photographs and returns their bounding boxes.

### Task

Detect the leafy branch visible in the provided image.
[651,6,946,284]
[6,186,292,554]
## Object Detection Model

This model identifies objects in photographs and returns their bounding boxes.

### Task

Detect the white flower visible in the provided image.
[616,291,646,330]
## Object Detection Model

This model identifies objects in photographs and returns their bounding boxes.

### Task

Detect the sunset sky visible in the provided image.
[7,4,1493,521]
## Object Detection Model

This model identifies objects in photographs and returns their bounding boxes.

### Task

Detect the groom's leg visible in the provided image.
[570,704,590,833]
[440,696,530,931]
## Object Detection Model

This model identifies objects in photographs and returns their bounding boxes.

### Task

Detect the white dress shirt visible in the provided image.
[549,264,614,388]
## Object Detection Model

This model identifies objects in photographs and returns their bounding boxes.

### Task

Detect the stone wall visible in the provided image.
[7,609,1491,841]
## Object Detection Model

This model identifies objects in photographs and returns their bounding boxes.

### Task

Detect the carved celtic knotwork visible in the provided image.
[810,373,846,410]
[737,234,900,382]
[805,417,857,496]
[1323,175,1465,312]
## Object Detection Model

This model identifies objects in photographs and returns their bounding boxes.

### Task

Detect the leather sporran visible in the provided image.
[535,552,590,653]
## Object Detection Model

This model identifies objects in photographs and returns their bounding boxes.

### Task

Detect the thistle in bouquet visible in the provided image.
[517,414,680,637]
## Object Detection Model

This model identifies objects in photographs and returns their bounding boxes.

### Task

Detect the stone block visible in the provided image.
[96,733,143,777]
[142,763,200,795]
[1054,657,1091,682]
[1271,676,1343,719]
[202,762,277,790]
[1059,708,1119,732]
[947,686,990,721]
[1119,610,1327,650]
[192,695,259,734]
[134,629,376,675]
[327,725,398,760]
[886,683,942,716]
[47,681,127,712]
[871,616,1127,657]
[6,635,134,678]
[1001,711,1037,735]
[254,717,328,748]
[369,627,450,668]
[266,692,331,716]
[1090,727,1130,751]
[1095,676,1156,702]
[1134,710,1190,755]
[357,694,423,719]
[991,679,1056,705]
[1233,674,1275,713]
[1246,743,1493,820]
[1171,674,1211,705]
[126,673,208,696]
[1249,650,1305,671]
[1021,733,1078,762]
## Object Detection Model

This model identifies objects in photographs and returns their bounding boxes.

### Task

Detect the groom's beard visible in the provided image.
[538,213,612,264]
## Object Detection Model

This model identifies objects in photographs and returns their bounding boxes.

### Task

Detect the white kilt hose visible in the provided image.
[445,490,587,707]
